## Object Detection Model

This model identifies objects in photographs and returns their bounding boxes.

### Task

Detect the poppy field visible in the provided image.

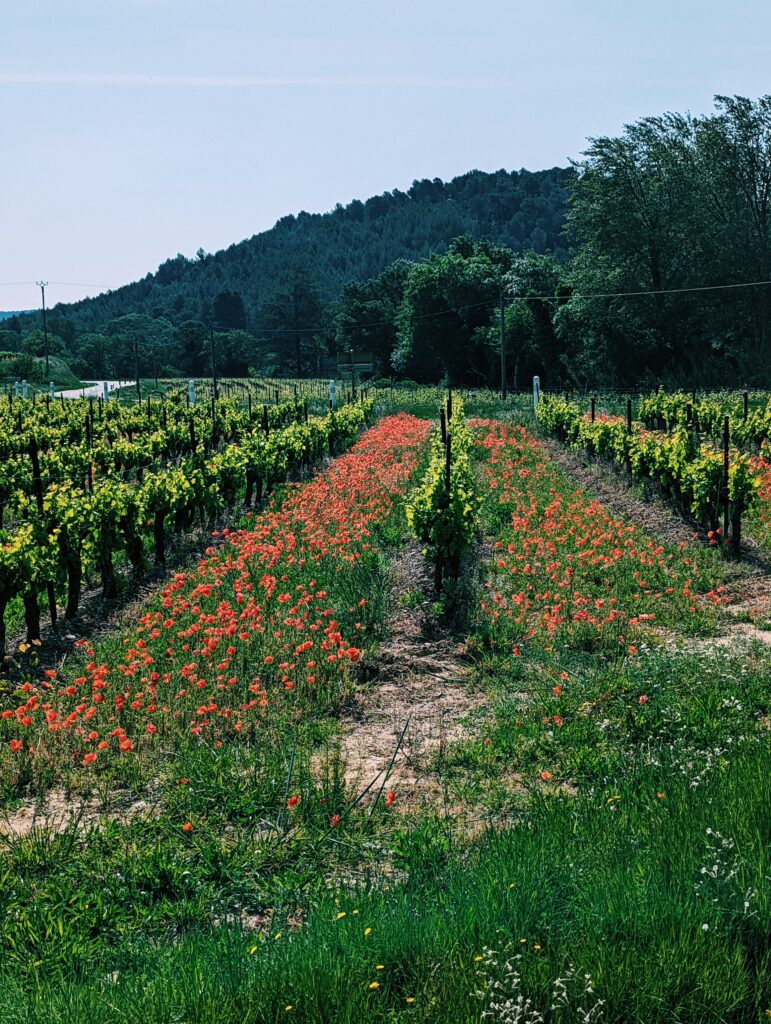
[0,388,768,1023]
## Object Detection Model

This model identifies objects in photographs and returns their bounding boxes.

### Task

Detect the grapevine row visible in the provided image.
[637,387,771,450]
[0,400,373,654]
[536,395,758,553]
[0,393,319,513]
[406,393,479,593]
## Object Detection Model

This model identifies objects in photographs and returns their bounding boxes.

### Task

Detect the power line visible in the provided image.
[249,276,771,335]
[549,278,771,300]
[2,275,771,335]
[0,280,111,289]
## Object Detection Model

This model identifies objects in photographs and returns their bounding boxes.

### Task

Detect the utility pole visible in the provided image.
[36,281,50,378]
[133,337,142,402]
[209,323,218,401]
[499,284,507,400]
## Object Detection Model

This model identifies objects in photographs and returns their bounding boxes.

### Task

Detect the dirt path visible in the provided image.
[55,380,133,400]
[340,541,485,806]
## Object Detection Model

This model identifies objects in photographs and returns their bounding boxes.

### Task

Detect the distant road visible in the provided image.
[55,380,135,400]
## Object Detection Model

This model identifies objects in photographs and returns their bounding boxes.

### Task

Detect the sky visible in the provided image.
[2,0,771,312]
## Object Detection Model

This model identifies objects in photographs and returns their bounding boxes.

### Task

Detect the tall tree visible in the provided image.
[258,269,325,377]
[104,314,174,382]
[694,95,771,362]
[212,290,248,330]
[393,238,512,383]
[334,260,412,376]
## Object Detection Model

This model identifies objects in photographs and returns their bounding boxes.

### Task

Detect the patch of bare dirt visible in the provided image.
[340,541,487,805]
[0,788,151,837]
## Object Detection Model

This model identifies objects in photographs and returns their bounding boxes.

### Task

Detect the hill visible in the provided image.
[36,167,570,332]
[0,353,82,390]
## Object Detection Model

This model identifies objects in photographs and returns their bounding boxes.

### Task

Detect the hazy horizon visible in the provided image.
[3,0,771,312]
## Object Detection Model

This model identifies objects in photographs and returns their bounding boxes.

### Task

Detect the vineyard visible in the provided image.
[0,381,768,1023]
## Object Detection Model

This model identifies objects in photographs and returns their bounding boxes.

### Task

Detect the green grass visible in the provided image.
[0,736,766,1022]
[0,411,769,1021]
[0,355,83,391]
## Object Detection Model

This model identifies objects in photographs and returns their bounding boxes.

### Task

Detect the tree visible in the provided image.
[73,333,109,379]
[216,329,255,377]
[694,95,771,362]
[334,260,412,377]
[503,251,567,383]
[257,268,325,377]
[212,290,247,330]
[104,314,174,383]
[393,238,512,383]
[559,95,771,385]
[174,321,208,375]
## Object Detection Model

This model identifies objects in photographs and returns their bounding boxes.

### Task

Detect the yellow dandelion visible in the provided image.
[352,909,359,915]
[375,964,384,970]
[534,944,542,951]
[248,945,258,954]
[508,883,517,889]
[364,927,372,937]
[519,938,527,944]
[406,997,415,1004]
[474,955,483,962]
[285,1006,293,1012]
[336,911,346,920]
[369,981,380,990]
[274,932,282,941]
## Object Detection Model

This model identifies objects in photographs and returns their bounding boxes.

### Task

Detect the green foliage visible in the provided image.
[393,239,512,384]
[536,394,759,545]
[0,391,373,645]
[406,397,478,590]
[557,94,771,386]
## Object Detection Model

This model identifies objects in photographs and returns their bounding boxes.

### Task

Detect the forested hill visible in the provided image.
[40,167,570,330]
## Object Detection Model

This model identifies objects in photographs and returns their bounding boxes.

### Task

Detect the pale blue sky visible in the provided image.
[2,0,770,311]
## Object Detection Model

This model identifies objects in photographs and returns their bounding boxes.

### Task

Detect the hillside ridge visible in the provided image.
[29,166,570,331]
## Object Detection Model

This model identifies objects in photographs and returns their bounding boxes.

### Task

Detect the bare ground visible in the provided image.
[339,540,487,806]
[0,789,152,838]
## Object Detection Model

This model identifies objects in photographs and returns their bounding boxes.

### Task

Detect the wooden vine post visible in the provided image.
[29,437,58,636]
[723,416,730,546]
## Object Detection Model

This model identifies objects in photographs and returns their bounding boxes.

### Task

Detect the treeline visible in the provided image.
[556,94,771,387]
[357,94,771,388]
[7,95,771,387]
[352,93,771,388]
[5,167,568,381]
